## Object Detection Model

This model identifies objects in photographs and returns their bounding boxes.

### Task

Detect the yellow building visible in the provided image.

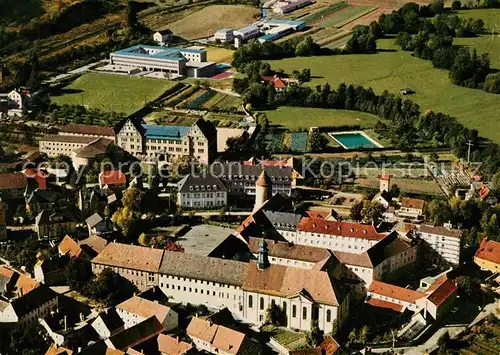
[474,238,500,273]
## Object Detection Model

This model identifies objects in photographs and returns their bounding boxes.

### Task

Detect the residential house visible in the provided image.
[214,29,234,43]
[86,213,113,236]
[289,336,340,355]
[58,235,86,259]
[91,308,125,339]
[91,243,164,291]
[104,316,164,352]
[99,170,127,190]
[244,156,304,187]
[0,284,58,325]
[187,317,254,355]
[59,234,108,260]
[0,265,39,299]
[34,254,70,285]
[153,29,173,45]
[45,344,74,355]
[116,295,178,331]
[157,334,193,355]
[177,173,227,208]
[8,88,31,110]
[0,172,28,199]
[25,189,59,215]
[35,210,79,239]
[474,238,500,273]
[22,168,48,190]
[397,197,425,220]
[79,235,109,258]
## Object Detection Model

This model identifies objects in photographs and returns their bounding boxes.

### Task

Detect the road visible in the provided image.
[181,211,251,217]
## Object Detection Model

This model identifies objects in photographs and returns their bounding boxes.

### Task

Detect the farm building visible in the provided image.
[109,45,216,78]
[153,29,173,46]
[258,18,306,42]
[214,29,234,43]
[272,0,313,14]
[233,25,260,40]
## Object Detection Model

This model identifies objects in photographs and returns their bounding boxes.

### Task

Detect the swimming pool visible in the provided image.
[328,131,383,150]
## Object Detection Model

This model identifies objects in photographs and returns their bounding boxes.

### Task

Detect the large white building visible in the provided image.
[411,223,462,266]
[110,45,216,77]
[214,29,234,43]
[177,173,228,208]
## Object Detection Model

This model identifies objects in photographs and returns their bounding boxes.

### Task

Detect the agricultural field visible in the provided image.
[164,85,242,111]
[459,318,500,355]
[318,5,376,28]
[51,73,175,114]
[301,2,349,24]
[166,5,260,40]
[261,107,381,130]
[200,91,242,111]
[268,37,500,143]
[357,177,444,195]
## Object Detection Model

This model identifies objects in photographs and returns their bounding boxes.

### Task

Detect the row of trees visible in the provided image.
[381,2,499,93]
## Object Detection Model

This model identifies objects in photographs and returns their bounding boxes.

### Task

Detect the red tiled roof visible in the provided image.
[99,170,126,186]
[368,280,427,303]
[475,238,500,265]
[157,334,192,355]
[305,210,331,219]
[187,317,246,355]
[0,173,27,190]
[273,78,287,89]
[59,235,82,258]
[297,218,386,241]
[401,197,425,210]
[59,123,115,137]
[366,297,404,312]
[426,279,457,307]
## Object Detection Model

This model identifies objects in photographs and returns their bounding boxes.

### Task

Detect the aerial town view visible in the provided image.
[1,0,500,354]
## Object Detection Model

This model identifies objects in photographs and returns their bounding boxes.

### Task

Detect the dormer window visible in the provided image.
[350,228,355,233]
[207,185,211,190]
[189,186,193,191]
[213,185,217,190]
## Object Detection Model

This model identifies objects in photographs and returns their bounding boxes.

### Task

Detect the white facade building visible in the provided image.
[177,173,228,209]
[413,224,462,265]
[116,296,178,331]
[214,29,234,43]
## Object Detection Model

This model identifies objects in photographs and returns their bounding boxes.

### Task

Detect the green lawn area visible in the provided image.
[51,73,176,114]
[268,37,500,143]
[455,8,500,30]
[261,107,381,130]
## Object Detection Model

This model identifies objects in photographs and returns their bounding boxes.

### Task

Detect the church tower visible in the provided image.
[253,170,272,212]
[257,238,270,270]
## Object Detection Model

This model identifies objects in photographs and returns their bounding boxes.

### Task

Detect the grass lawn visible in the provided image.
[261,107,381,130]
[168,5,260,40]
[205,47,235,64]
[455,8,500,30]
[268,38,500,143]
[51,73,175,114]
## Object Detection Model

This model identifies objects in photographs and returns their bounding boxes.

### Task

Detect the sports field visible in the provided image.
[261,107,381,130]
[51,73,175,114]
[268,38,500,143]
[168,5,260,40]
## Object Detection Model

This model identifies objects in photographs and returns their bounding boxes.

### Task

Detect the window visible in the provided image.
[326,310,331,322]
[292,305,297,318]
[282,302,287,314]
[271,299,276,306]
[249,295,253,308]
[260,297,264,310]
[302,307,307,320]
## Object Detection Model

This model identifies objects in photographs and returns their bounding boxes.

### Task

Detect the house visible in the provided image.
[243,156,304,187]
[7,88,31,110]
[0,172,28,199]
[104,316,164,351]
[91,243,164,291]
[0,265,39,299]
[397,197,425,220]
[116,295,178,331]
[22,168,48,190]
[0,284,58,325]
[45,344,74,355]
[91,308,125,339]
[79,235,109,257]
[86,213,113,236]
[25,189,59,215]
[474,238,500,273]
[262,210,302,241]
[35,210,79,239]
[261,75,288,91]
[411,223,462,266]
[99,170,127,189]
[153,29,173,45]
[177,173,227,208]
[289,336,340,355]
[214,29,234,43]
[367,280,427,314]
[115,117,217,165]
[34,254,70,285]
[58,123,115,141]
[58,235,85,259]
[187,317,254,355]
[72,138,115,169]
[157,334,193,355]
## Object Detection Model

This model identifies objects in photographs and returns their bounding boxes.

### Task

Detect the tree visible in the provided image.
[361,201,385,224]
[451,0,461,10]
[122,187,145,212]
[389,184,400,198]
[86,269,138,307]
[350,201,364,221]
[138,232,152,246]
[1,323,50,355]
[456,276,480,297]
[359,325,370,343]
[308,319,323,346]
[125,2,139,31]
[309,131,328,152]
[65,258,92,291]
[112,207,138,239]
[492,172,500,191]
[265,303,287,326]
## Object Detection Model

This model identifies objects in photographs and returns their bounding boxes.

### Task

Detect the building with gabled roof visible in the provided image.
[35,210,79,239]
[99,170,126,189]
[397,197,425,220]
[104,316,164,351]
[91,308,125,339]
[116,295,178,331]
[177,173,227,208]
[0,172,28,199]
[157,333,193,355]
[59,123,115,140]
[45,344,74,355]
[474,238,500,273]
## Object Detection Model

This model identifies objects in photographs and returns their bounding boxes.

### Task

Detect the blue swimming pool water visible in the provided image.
[331,133,378,149]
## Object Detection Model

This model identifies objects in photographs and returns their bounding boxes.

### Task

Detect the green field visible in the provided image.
[455,8,500,29]
[319,5,375,28]
[301,2,349,24]
[268,38,500,143]
[51,73,175,114]
[261,107,381,130]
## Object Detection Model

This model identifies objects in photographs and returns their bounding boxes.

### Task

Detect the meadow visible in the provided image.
[261,107,381,130]
[51,73,175,114]
[319,5,375,28]
[268,37,500,143]
[167,5,260,40]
